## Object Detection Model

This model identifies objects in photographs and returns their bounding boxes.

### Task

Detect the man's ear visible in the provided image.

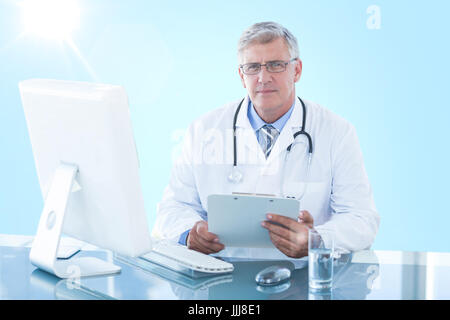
[238,66,247,88]
[294,59,302,83]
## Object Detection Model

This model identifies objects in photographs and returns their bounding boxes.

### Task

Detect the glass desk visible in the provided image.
[1,235,450,300]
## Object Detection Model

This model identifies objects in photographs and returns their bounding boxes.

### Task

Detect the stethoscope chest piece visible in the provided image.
[228,166,243,184]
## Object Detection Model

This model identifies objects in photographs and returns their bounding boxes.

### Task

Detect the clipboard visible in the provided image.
[207,194,300,248]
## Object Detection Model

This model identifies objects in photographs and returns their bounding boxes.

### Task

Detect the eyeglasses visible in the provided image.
[240,58,297,75]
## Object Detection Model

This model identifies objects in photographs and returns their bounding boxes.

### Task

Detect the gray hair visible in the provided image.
[237,22,299,63]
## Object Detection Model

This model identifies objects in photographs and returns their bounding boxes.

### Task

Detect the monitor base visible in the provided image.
[29,163,121,278]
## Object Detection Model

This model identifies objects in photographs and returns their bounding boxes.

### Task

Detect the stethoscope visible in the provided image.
[228,97,313,200]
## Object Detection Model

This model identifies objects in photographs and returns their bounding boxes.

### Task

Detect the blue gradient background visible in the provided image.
[1,0,449,252]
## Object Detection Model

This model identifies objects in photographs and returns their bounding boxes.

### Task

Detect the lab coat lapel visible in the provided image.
[266,98,304,164]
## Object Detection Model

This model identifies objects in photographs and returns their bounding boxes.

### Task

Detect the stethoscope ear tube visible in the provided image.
[286,97,312,154]
[288,130,313,154]
[232,98,245,167]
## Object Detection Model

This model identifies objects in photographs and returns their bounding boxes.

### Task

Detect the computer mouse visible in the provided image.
[255,265,291,286]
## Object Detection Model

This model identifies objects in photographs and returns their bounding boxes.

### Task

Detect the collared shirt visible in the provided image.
[247,99,295,143]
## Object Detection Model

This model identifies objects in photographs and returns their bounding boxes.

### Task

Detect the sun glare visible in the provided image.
[21,0,80,41]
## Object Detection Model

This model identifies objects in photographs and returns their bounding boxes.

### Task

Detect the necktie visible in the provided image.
[258,124,279,158]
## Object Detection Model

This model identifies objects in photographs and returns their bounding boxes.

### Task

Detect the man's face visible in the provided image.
[238,37,302,119]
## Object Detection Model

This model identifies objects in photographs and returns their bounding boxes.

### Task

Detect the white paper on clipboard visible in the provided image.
[207,194,300,248]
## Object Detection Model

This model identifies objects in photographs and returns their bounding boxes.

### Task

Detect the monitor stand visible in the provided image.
[29,163,121,278]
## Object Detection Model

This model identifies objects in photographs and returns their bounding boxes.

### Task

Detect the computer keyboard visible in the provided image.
[144,242,234,274]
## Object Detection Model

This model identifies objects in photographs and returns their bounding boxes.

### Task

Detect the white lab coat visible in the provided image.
[152,96,380,260]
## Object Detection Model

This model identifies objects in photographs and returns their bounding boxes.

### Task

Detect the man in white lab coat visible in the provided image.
[152,22,379,260]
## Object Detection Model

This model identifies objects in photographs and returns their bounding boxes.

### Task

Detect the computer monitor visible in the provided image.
[19,79,152,278]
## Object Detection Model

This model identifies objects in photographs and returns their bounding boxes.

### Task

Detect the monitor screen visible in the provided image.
[20,79,152,257]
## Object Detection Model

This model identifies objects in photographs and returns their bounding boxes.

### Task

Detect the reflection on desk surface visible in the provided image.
[1,242,450,300]
[30,269,115,300]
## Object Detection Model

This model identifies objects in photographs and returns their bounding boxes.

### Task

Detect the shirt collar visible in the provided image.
[247,99,295,133]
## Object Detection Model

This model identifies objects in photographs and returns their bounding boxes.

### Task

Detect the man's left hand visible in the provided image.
[261,210,314,258]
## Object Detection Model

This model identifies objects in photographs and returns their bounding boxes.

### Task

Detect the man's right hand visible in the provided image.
[187,221,225,254]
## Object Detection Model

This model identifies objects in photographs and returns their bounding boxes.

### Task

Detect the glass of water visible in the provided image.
[308,228,334,291]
